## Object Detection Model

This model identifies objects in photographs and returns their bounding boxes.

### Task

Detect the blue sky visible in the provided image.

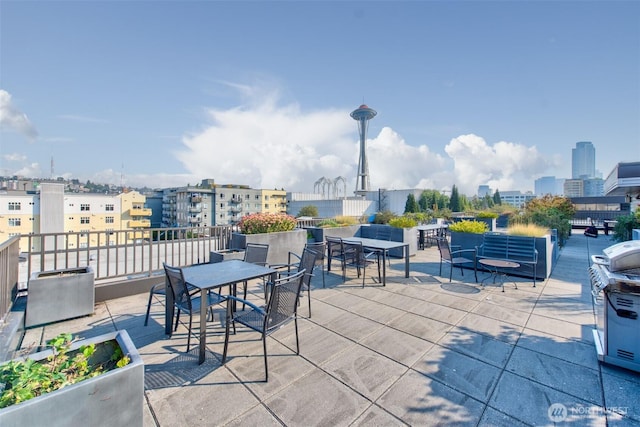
[1,1,638,196]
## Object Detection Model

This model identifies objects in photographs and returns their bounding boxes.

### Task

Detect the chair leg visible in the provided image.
[294,316,300,354]
[186,313,192,353]
[307,288,312,318]
[144,289,154,326]
[222,304,233,364]
[263,334,269,382]
[242,280,248,310]
[449,264,453,282]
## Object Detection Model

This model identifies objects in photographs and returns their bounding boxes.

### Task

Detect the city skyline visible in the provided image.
[1,1,638,196]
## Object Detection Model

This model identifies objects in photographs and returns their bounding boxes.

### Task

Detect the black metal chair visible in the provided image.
[436,238,477,283]
[221,269,306,381]
[341,240,381,287]
[325,236,344,274]
[304,241,326,288]
[163,263,227,353]
[240,243,269,308]
[277,247,318,317]
[143,280,166,326]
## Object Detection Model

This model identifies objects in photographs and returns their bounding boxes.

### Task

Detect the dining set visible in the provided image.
[146,234,411,380]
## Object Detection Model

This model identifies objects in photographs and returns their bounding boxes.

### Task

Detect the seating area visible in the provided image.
[14,231,640,426]
[476,232,539,286]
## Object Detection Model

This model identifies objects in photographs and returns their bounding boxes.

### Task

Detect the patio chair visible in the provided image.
[144,280,166,326]
[276,247,318,317]
[436,238,477,283]
[305,241,326,288]
[342,240,381,287]
[163,263,227,353]
[221,269,306,382]
[326,236,344,273]
[240,243,269,309]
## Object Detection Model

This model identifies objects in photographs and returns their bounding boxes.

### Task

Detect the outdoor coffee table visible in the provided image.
[479,258,520,292]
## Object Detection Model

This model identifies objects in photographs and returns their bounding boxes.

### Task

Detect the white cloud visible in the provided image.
[3,153,27,162]
[0,90,38,141]
[13,163,42,178]
[445,134,554,195]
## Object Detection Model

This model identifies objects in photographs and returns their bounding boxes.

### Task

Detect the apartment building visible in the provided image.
[0,182,151,251]
[160,180,287,227]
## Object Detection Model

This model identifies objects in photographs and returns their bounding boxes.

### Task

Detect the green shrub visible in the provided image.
[238,213,297,234]
[476,211,499,219]
[507,223,549,237]
[0,333,130,408]
[334,215,358,226]
[448,220,488,234]
[389,217,417,228]
[612,209,640,242]
[372,210,396,224]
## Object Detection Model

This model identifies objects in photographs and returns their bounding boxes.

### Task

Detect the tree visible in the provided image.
[404,194,419,213]
[449,185,461,212]
[493,189,502,205]
[297,205,319,218]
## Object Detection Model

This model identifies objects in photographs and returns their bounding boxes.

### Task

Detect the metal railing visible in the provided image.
[0,236,20,324]
[21,226,235,286]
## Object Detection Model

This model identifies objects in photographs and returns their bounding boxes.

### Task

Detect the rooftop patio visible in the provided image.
[15,231,640,426]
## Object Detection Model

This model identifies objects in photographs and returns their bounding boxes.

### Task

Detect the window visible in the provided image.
[80,203,90,211]
[255,195,260,200]
[264,204,269,209]
[265,195,270,201]
[80,217,90,224]
[8,202,20,210]
[105,204,115,211]
[8,218,21,227]
[105,216,114,224]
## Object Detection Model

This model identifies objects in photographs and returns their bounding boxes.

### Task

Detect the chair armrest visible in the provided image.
[451,248,476,258]
[451,244,462,251]
[225,295,266,315]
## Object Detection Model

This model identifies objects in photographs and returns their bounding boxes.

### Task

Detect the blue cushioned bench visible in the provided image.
[476,232,539,287]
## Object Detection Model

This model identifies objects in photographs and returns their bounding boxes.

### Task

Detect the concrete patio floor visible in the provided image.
[18,231,640,426]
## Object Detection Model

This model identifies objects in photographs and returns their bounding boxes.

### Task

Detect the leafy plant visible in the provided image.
[316,216,357,228]
[297,205,318,218]
[448,220,488,234]
[372,210,396,224]
[389,216,417,228]
[612,208,640,242]
[0,333,130,408]
[507,223,549,237]
[476,211,499,219]
[238,213,297,234]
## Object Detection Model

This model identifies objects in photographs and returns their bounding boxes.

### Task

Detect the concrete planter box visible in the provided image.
[306,225,361,242]
[26,266,95,328]
[450,231,485,252]
[0,330,144,427]
[230,229,307,265]
[359,224,417,257]
[210,249,245,263]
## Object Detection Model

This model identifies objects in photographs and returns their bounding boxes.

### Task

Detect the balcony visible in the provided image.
[188,206,202,213]
[128,219,151,228]
[229,206,242,214]
[130,208,152,216]
[231,196,243,203]
[188,217,201,224]
[191,196,202,203]
[0,230,632,426]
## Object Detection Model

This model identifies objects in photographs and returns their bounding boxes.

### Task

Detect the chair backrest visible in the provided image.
[305,241,326,266]
[244,243,269,266]
[325,237,343,258]
[264,269,306,332]
[298,247,318,290]
[342,241,364,266]
[163,263,192,309]
[436,238,452,262]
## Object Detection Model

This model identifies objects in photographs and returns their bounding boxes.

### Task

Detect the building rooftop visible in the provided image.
[15,231,640,426]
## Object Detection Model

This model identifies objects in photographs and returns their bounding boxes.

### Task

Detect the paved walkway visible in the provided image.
[19,231,640,426]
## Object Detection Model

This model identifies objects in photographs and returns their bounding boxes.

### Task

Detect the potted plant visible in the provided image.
[0,330,144,426]
[230,213,306,264]
[26,266,95,328]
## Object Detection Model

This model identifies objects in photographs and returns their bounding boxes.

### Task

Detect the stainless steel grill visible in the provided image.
[590,243,640,372]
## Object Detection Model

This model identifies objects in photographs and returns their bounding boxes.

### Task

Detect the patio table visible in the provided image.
[416,224,448,249]
[165,260,276,364]
[479,258,520,292]
[331,237,410,286]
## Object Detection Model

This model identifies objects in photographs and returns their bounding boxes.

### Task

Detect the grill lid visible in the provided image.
[592,240,640,272]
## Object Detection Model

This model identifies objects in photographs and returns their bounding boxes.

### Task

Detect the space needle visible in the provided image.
[350,104,377,196]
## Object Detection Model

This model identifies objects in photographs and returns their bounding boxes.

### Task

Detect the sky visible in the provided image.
[1,1,639,197]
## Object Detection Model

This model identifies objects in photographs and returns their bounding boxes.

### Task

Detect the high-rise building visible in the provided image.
[572,141,596,179]
[534,176,564,196]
